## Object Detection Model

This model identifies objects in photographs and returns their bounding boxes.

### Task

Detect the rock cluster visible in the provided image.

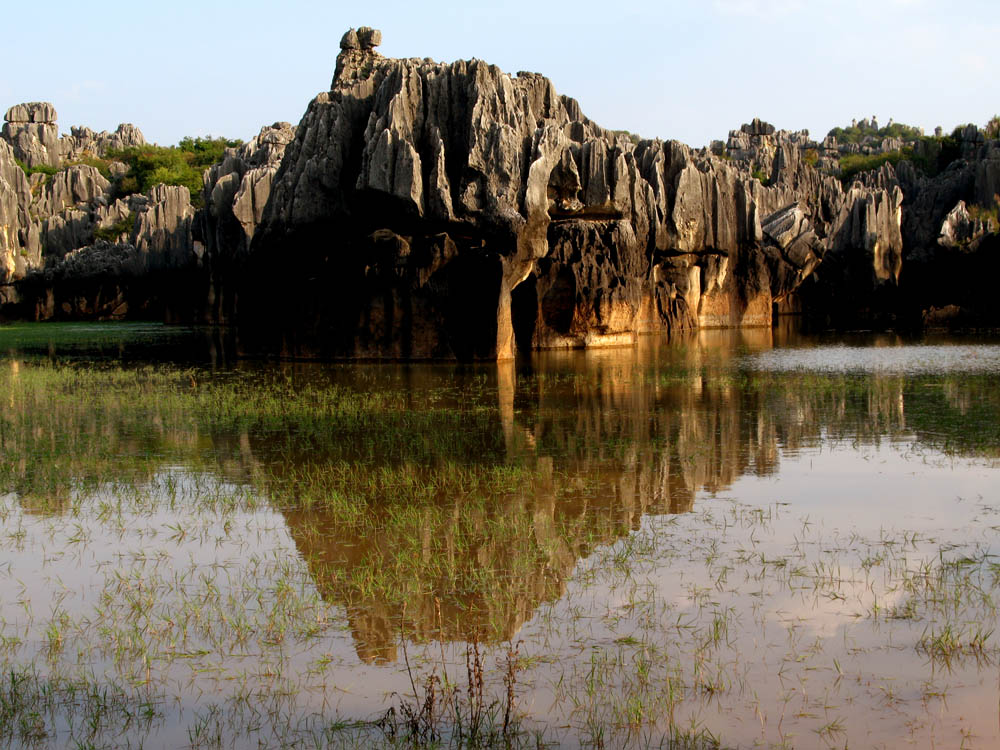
[2,102,144,168]
[3,103,61,168]
[3,30,999,343]
[0,139,34,283]
[199,121,296,322]
[937,200,994,251]
[237,29,905,359]
[0,112,196,320]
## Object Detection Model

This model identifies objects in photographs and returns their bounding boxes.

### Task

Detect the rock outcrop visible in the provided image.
[3,103,61,168]
[3,32,998,344]
[2,102,144,169]
[0,100,197,321]
[0,104,138,284]
[2,180,198,321]
[234,29,904,360]
[797,135,1000,327]
[31,164,110,218]
[0,139,35,283]
[938,200,994,250]
[200,121,296,322]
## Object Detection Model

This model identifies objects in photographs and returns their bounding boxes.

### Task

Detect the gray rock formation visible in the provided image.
[3,102,61,167]
[797,130,1000,326]
[200,121,296,321]
[4,36,998,337]
[63,122,145,161]
[132,184,195,267]
[0,139,37,281]
[12,240,143,320]
[938,200,994,251]
[31,165,110,218]
[2,179,197,321]
[2,102,145,169]
[237,30,905,360]
[0,99,185,315]
[5,102,57,124]
[42,208,95,259]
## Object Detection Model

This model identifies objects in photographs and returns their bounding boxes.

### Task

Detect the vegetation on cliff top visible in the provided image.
[836,135,964,184]
[14,136,241,209]
[92,212,136,243]
[13,159,59,178]
[107,136,241,208]
[837,148,914,183]
[827,115,1000,185]
[827,119,925,144]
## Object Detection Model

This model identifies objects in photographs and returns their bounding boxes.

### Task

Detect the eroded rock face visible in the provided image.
[2,102,145,169]
[31,165,110,218]
[200,121,296,322]
[5,37,995,339]
[238,30,905,360]
[3,183,198,321]
[63,122,146,161]
[938,200,993,251]
[802,139,1000,329]
[0,140,38,282]
[3,103,61,168]
[0,100,194,321]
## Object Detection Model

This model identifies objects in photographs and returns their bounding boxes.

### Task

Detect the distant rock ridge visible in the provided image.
[3,29,1000,342]
[3,102,144,168]
[198,120,297,322]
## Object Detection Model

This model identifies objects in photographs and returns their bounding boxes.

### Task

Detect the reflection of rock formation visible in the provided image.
[284,492,574,664]
[273,329,894,661]
[275,331,1000,661]
[4,334,998,659]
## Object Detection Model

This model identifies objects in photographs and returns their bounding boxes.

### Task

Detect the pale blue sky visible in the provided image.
[4,0,997,148]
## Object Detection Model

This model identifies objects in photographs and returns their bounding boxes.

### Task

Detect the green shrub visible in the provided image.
[68,153,114,179]
[106,136,242,209]
[93,213,135,243]
[14,159,59,177]
[178,136,240,165]
[751,168,770,185]
[15,156,111,179]
[827,119,924,144]
[803,148,819,167]
[610,129,642,145]
[838,149,911,183]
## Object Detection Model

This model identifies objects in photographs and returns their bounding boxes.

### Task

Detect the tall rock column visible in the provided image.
[497,127,571,360]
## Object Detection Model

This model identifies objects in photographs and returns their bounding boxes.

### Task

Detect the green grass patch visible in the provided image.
[13,159,59,177]
[838,148,912,183]
[93,212,135,243]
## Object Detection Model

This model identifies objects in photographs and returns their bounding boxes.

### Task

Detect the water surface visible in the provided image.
[1,324,999,748]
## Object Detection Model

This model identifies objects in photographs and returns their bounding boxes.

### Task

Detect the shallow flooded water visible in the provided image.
[1,323,999,748]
